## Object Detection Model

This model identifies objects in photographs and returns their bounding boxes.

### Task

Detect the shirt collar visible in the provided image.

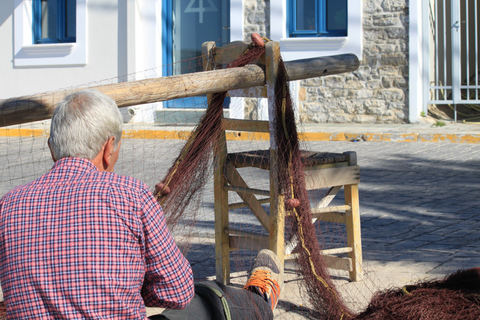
[52,157,98,172]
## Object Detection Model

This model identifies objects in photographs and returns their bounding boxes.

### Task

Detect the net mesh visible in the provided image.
[1,36,477,319]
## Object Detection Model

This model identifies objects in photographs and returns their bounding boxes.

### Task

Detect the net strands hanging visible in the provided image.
[155,35,352,319]
[273,59,353,319]
[155,42,267,230]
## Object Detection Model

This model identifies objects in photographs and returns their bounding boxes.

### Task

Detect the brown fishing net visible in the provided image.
[355,268,480,319]
[2,34,479,319]
[155,43,266,230]
[155,36,352,319]
[273,59,353,319]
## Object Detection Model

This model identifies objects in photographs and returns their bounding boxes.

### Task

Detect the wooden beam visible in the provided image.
[228,197,270,210]
[223,162,270,230]
[223,185,270,196]
[285,253,352,272]
[304,165,360,189]
[221,118,269,132]
[0,53,358,127]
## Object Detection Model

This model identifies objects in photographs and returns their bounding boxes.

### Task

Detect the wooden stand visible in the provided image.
[202,40,363,285]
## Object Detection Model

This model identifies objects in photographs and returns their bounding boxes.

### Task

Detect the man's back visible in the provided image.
[0,157,194,319]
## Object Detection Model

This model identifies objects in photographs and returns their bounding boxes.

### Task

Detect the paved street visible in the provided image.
[1,128,480,318]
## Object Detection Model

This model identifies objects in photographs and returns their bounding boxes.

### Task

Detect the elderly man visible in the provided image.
[0,90,194,318]
[0,89,283,320]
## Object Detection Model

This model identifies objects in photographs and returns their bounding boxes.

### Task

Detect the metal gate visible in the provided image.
[423,0,480,121]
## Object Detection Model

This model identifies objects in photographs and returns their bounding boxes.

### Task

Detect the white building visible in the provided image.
[1,0,478,124]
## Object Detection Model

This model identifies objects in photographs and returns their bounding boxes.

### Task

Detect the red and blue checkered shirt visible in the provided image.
[0,157,194,319]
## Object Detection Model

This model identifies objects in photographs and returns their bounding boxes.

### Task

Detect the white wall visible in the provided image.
[1,0,124,99]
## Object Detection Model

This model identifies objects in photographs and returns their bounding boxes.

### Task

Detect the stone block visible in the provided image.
[386,27,408,39]
[324,76,346,88]
[348,89,374,99]
[365,80,382,89]
[378,88,405,101]
[380,53,407,66]
[373,13,402,26]
[381,0,407,12]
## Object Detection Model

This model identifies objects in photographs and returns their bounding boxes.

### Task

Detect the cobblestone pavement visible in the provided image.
[1,134,480,318]
[301,141,480,316]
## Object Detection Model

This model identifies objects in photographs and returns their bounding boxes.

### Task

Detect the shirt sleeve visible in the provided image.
[139,188,194,309]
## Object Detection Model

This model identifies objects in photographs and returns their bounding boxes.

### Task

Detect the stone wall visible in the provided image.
[243,0,410,123]
[243,0,270,120]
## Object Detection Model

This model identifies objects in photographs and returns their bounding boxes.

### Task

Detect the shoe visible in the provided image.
[243,249,284,311]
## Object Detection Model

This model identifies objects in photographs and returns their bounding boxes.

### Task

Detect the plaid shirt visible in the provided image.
[0,158,194,319]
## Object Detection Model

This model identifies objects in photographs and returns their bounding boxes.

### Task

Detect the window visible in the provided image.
[270,0,362,61]
[14,0,86,66]
[33,0,76,44]
[289,0,347,37]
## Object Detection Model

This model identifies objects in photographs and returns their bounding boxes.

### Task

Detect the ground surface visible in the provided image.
[1,126,480,319]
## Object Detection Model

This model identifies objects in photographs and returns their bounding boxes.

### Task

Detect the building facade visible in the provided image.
[1,0,476,124]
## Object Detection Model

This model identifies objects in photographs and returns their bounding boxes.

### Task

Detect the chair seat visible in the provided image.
[227,150,347,170]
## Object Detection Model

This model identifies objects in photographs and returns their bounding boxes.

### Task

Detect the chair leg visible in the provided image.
[344,183,363,281]
[214,133,230,285]
[268,148,285,266]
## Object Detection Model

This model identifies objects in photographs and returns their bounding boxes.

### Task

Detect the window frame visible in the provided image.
[14,0,86,67]
[288,0,348,38]
[33,0,77,44]
[270,0,362,61]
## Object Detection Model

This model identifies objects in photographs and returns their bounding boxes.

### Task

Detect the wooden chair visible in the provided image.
[202,40,362,285]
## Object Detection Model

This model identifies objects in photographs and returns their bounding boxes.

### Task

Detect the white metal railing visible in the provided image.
[424,0,480,121]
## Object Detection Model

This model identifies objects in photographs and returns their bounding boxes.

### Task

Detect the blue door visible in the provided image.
[163,0,230,108]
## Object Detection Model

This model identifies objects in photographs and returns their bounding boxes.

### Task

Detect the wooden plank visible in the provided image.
[284,54,359,82]
[344,151,363,281]
[311,211,347,224]
[0,52,358,127]
[228,197,270,210]
[315,186,342,209]
[304,165,360,189]
[265,41,285,265]
[284,254,352,272]
[221,118,269,132]
[224,185,270,196]
[205,41,231,285]
[345,183,363,281]
[226,227,268,239]
[223,162,270,230]
[312,205,350,214]
[229,235,269,252]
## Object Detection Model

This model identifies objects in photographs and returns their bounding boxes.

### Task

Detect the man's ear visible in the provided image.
[102,137,116,168]
[47,138,57,162]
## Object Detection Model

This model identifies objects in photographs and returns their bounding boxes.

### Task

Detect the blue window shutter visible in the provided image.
[289,0,347,37]
[33,0,76,44]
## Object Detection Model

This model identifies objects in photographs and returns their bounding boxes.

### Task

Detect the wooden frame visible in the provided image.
[204,40,363,284]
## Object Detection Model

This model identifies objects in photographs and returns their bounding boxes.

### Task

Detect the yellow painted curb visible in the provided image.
[1,128,479,144]
[0,128,49,138]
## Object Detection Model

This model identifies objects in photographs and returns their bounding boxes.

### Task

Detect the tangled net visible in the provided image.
[155,34,352,319]
[153,34,480,319]
[356,268,480,319]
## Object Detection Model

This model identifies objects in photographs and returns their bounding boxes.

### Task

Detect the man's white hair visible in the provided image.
[49,89,123,160]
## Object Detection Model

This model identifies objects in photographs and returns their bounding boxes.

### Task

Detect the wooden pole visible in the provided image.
[0,53,358,127]
[266,41,286,265]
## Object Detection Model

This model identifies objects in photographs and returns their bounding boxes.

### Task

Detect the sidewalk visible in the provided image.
[2,120,480,143]
[300,122,480,143]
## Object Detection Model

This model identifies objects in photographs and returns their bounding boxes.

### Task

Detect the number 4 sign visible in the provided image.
[185,0,218,24]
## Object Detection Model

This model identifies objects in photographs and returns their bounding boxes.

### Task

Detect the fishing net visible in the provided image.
[356,268,480,319]
[1,35,478,319]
